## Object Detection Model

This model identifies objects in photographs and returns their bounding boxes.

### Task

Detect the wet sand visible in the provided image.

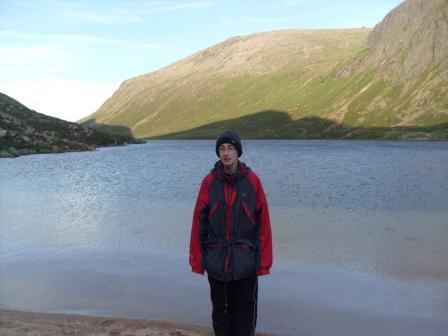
[0,309,274,336]
[0,309,214,336]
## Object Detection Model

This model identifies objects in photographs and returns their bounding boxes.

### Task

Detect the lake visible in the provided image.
[1,140,447,335]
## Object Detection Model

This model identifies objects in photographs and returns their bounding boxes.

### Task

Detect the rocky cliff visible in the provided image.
[351,0,448,80]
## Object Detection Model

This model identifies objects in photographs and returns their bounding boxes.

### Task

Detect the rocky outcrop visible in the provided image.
[335,0,448,127]
[0,92,144,158]
[341,0,448,81]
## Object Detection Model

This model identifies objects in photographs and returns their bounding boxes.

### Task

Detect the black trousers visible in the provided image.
[208,275,258,336]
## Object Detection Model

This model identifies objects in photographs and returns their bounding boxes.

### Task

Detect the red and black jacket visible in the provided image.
[189,161,273,281]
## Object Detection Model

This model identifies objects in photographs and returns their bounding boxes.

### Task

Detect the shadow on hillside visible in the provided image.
[80,118,135,138]
[144,110,448,140]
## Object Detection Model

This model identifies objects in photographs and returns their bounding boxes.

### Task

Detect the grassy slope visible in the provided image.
[83,30,369,137]
[82,28,448,140]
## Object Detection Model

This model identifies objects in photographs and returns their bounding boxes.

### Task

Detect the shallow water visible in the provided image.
[1,140,448,335]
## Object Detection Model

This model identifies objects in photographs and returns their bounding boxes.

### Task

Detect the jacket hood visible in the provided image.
[211,160,251,183]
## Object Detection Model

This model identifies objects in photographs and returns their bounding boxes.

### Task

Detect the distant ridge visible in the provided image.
[80,0,448,140]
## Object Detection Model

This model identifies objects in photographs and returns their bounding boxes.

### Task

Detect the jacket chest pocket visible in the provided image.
[208,203,219,220]
[240,201,256,228]
[207,203,225,236]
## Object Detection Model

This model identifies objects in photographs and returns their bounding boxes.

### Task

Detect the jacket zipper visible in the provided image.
[225,182,232,241]
[224,182,232,280]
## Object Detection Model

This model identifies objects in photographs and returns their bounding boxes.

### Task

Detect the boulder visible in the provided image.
[0,150,14,158]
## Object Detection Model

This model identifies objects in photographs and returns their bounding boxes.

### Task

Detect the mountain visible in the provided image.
[0,92,142,158]
[80,0,448,140]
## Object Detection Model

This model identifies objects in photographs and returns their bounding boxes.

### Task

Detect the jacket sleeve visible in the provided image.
[250,173,273,276]
[189,175,211,275]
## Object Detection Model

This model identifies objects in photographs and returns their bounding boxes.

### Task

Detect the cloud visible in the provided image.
[58,7,142,23]
[55,1,216,23]
[0,44,79,83]
[284,0,309,6]
[0,29,188,123]
[0,44,75,65]
[219,15,302,27]
[0,31,184,85]
[139,1,215,12]
[241,15,301,24]
[119,1,216,13]
[0,30,173,49]
[0,78,119,122]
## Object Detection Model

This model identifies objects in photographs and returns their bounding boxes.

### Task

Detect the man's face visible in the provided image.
[218,143,238,169]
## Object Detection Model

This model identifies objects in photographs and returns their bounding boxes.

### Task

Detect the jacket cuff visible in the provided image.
[257,267,270,276]
[192,267,205,275]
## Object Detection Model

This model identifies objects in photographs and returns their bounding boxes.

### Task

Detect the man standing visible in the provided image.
[189,130,273,336]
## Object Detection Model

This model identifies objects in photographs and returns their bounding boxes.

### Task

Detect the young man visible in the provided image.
[189,129,273,336]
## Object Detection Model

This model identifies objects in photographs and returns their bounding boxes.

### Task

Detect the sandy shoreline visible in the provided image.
[0,309,275,336]
[0,309,213,336]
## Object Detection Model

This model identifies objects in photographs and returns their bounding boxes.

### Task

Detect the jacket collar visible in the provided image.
[211,160,251,182]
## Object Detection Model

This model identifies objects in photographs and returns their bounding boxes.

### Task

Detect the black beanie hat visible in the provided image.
[215,129,242,157]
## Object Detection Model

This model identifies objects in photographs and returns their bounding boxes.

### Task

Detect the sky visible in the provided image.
[0,0,403,122]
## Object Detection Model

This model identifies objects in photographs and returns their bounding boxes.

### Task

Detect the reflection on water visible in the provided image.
[1,140,448,335]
